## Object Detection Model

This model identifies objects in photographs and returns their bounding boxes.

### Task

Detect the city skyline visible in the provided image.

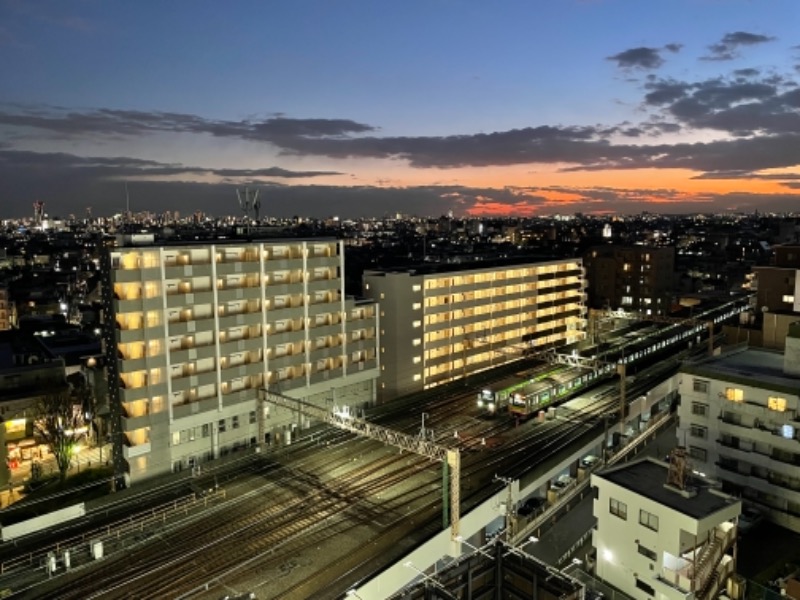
[1,0,800,219]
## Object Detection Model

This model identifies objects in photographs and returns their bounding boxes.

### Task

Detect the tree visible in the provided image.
[33,387,87,483]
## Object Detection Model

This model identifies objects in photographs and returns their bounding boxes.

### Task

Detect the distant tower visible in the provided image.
[86,206,93,221]
[33,201,45,226]
[236,188,260,221]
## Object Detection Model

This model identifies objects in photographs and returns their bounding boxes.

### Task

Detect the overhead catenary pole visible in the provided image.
[260,388,463,537]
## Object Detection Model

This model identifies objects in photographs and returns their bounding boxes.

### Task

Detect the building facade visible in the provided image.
[677,334,800,533]
[585,246,675,314]
[102,237,379,484]
[0,284,13,330]
[592,457,741,600]
[749,244,800,350]
[363,257,586,401]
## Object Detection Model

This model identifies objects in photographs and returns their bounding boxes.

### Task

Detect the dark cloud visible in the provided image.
[607,47,665,70]
[733,68,760,78]
[0,106,376,143]
[0,149,341,180]
[664,43,683,53]
[643,76,800,136]
[692,170,800,180]
[643,79,692,105]
[702,31,776,61]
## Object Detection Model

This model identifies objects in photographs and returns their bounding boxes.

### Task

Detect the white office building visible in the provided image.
[592,456,741,600]
[101,236,379,483]
[677,325,800,533]
[363,257,586,400]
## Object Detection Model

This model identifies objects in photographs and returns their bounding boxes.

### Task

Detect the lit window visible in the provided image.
[412,320,422,328]
[172,431,181,446]
[725,388,744,402]
[783,295,795,303]
[412,284,422,292]
[412,302,422,310]
[413,356,422,364]
[412,338,422,346]
[413,374,422,381]
[621,296,633,306]
[610,498,627,520]
[768,396,787,412]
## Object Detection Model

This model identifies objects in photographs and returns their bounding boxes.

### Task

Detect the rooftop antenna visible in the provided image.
[237,187,260,222]
[124,182,131,224]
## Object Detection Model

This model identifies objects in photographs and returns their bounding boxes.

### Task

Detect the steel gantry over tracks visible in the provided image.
[259,389,463,537]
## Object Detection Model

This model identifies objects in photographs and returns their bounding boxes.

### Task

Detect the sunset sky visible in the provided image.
[1,0,800,219]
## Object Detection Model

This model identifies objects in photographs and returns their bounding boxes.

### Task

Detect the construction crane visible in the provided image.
[258,388,463,537]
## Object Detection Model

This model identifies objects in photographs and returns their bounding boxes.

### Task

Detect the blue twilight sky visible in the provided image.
[1,0,800,219]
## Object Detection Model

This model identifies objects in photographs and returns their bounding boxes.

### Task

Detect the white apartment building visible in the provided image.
[101,236,379,484]
[677,326,800,533]
[363,258,586,400]
[592,457,741,600]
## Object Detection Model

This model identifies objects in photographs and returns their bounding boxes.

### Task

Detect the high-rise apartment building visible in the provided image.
[0,284,11,330]
[363,258,586,401]
[677,331,800,533]
[102,236,379,484]
[585,246,674,314]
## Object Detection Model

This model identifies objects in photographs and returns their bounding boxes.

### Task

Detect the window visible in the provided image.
[412,338,422,346]
[202,424,211,438]
[638,544,657,561]
[636,579,655,596]
[412,284,422,292]
[413,356,422,364]
[610,498,627,520]
[249,410,257,424]
[768,396,787,412]
[232,415,240,429]
[693,379,709,393]
[172,431,181,446]
[690,424,707,439]
[412,302,422,310]
[691,402,708,417]
[639,509,659,531]
[413,374,422,381]
[725,387,744,402]
[689,446,707,461]
[218,419,226,433]
[412,320,422,328]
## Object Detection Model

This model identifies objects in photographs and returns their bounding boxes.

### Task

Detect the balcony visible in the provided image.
[123,441,151,460]
[659,524,736,598]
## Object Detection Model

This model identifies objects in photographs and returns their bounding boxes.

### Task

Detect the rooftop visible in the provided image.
[681,346,800,395]
[595,458,739,520]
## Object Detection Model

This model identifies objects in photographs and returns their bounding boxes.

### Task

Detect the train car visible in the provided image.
[476,365,567,416]
[507,366,611,419]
